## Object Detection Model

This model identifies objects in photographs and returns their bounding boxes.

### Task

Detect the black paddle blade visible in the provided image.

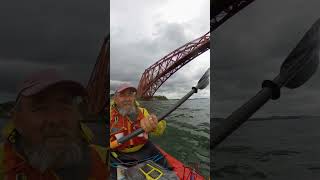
[280,18,320,89]
[196,68,210,90]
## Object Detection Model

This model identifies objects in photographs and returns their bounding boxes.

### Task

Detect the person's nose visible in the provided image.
[122,96,132,102]
[45,107,65,126]
[48,113,61,124]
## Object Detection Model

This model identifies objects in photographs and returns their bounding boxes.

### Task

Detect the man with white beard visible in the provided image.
[0,69,108,180]
[110,84,167,179]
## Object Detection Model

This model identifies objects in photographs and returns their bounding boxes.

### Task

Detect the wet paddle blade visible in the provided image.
[280,18,320,89]
[196,68,210,90]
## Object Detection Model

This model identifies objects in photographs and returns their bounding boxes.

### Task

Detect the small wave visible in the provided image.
[255,150,300,162]
[307,167,320,171]
[213,164,268,179]
[216,145,255,154]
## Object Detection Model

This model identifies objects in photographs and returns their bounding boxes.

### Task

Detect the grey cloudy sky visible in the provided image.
[0,0,108,103]
[110,0,210,99]
[212,0,320,117]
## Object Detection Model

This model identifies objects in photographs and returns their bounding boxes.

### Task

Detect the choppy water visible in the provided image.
[213,116,320,180]
[140,98,210,178]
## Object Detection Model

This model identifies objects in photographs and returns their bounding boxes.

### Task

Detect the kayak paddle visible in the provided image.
[110,68,210,149]
[212,18,320,149]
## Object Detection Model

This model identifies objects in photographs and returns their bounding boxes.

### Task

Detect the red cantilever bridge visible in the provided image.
[85,32,210,114]
[136,0,256,99]
[137,32,210,99]
[86,0,256,115]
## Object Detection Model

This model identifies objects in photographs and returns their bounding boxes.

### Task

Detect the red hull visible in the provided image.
[157,147,206,180]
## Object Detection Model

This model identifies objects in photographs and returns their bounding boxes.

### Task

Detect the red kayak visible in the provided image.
[157,146,206,180]
[112,144,207,180]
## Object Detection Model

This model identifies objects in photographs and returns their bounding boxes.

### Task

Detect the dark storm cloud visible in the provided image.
[212,0,320,117]
[0,0,108,102]
[110,21,190,79]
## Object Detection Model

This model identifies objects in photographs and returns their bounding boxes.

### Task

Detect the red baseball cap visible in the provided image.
[16,69,87,101]
[115,83,137,94]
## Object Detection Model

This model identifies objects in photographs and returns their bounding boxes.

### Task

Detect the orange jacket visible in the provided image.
[110,106,149,151]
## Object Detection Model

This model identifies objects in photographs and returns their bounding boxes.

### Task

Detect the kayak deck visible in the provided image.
[157,146,205,180]
[112,144,206,179]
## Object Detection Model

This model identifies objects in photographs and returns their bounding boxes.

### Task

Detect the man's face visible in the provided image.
[13,85,82,151]
[114,88,136,112]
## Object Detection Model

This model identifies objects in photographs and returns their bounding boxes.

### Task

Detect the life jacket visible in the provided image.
[0,141,108,180]
[110,105,149,151]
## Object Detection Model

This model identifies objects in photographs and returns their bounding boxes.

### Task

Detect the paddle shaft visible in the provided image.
[212,87,272,148]
[117,87,197,144]
[212,76,286,149]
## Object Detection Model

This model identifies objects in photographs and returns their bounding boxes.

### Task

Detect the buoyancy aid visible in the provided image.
[110,106,149,151]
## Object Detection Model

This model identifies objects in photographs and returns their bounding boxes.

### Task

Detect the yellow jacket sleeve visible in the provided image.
[141,108,166,136]
[151,120,166,136]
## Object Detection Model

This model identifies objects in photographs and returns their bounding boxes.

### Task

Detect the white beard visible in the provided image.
[118,105,137,117]
[24,141,84,173]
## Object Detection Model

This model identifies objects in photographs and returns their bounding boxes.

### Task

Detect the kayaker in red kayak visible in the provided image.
[110,83,168,179]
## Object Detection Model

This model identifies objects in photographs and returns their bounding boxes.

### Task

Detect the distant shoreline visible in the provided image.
[110,93,209,100]
[139,95,169,101]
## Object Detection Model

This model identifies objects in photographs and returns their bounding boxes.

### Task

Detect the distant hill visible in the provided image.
[138,95,168,101]
[110,94,168,101]
[151,96,168,100]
